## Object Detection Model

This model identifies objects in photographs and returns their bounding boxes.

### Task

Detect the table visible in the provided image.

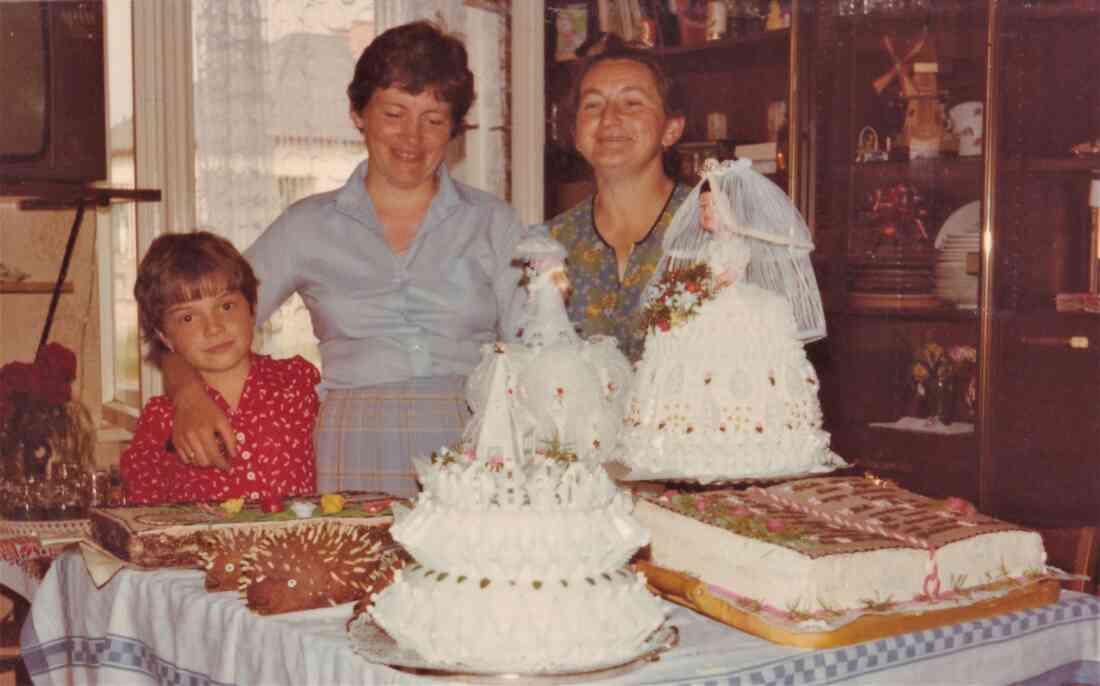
[20,551,1100,686]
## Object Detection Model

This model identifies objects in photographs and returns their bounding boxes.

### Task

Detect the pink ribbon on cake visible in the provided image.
[923,557,942,597]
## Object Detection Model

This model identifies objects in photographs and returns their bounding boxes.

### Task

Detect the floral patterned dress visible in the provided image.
[547,184,690,363]
[121,354,320,505]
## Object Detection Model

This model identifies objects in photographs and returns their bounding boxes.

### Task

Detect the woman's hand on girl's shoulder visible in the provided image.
[173,382,235,469]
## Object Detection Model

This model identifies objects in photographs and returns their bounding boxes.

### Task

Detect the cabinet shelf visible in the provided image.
[827,306,978,321]
[1015,157,1100,174]
[653,28,788,58]
[834,5,986,26]
[0,281,73,294]
[836,157,983,175]
[0,181,160,208]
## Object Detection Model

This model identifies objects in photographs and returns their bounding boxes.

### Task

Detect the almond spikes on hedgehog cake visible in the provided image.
[196,528,267,592]
[237,522,408,615]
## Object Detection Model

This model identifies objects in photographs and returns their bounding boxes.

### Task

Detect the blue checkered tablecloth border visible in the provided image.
[22,632,233,686]
[700,594,1100,686]
[18,591,1100,685]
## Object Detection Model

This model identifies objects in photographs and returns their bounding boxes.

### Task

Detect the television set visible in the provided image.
[0,0,105,184]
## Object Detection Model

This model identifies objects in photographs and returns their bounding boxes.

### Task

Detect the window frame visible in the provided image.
[98,0,195,429]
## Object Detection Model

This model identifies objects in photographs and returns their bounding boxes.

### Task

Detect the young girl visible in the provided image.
[121,232,320,505]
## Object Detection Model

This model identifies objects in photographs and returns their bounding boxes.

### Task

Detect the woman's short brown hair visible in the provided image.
[564,34,686,177]
[347,20,475,137]
[134,231,259,367]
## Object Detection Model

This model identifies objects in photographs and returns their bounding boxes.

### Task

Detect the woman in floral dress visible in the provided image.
[547,37,688,362]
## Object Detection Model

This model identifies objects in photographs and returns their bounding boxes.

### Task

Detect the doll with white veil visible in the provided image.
[463,234,632,464]
[616,159,845,483]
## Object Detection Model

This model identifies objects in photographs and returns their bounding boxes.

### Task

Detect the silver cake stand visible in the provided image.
[348,618,678,684]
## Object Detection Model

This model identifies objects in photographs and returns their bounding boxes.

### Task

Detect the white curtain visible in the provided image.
[377,0,465,34]
[192,0,276,251]
[378,0,509,200]
[190,0,374,364]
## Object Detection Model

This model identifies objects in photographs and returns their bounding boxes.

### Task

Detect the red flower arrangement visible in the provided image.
[0,343,92,484]
[639,261,720,334]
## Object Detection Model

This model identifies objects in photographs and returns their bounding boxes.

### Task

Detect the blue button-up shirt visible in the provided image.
[245,160,525,394]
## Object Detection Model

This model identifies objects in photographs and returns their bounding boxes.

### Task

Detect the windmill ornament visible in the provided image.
[872,29,951,160]
[872,30,926,97]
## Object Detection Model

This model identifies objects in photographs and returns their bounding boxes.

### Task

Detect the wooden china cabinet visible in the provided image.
[542,1,1100,526]
[803,1,989,504]
[803,0,1100,525]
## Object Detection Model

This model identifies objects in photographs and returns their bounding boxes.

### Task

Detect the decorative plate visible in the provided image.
[347,618,678,683]
[934,201,981,250]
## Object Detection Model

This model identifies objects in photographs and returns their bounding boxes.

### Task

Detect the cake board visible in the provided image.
[617,466,862,495]
[636,560,1061,649]
[348,616,678,684]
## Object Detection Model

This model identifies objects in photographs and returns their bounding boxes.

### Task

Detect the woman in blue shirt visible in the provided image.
[162,21,524,497]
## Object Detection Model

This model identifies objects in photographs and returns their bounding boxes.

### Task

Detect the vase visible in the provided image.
[928,377,956,426]
[1,400,94,519]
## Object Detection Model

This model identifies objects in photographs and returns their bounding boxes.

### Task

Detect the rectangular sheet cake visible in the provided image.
[635,476,1046,615]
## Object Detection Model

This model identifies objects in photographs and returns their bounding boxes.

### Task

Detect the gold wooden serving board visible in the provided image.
[636,560,1061,649]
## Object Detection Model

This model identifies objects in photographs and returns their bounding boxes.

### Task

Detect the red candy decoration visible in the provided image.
[261,496,284,514]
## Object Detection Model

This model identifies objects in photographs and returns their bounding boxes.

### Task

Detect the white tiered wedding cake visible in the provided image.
[617,160,844,483]
[368,236,667,672]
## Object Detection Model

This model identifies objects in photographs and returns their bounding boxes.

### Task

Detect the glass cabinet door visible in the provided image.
[805,1,988,503]
[982,0,1100,525]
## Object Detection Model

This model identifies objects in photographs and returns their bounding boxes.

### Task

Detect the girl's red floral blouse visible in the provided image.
[121,354,320,505]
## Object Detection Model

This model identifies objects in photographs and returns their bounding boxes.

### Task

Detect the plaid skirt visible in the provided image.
[314,376,470,498]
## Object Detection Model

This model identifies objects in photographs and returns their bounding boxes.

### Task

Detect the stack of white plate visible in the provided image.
[933,201,981,308]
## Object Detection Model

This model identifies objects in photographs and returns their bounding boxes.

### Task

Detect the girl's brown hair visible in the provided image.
[347,20,475,137]
[134,231,259,366]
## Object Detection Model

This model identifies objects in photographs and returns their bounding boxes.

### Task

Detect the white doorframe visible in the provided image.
[510,0,545,225]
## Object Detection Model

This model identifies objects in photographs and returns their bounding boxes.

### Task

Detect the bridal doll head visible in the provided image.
[698,179,751,287]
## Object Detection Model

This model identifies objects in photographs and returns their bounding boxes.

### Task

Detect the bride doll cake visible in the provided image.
[367,235,667,673]
[617,159,845,483]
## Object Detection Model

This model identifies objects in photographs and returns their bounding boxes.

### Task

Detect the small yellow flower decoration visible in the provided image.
[220,498,245,515]
[320,493,345,514]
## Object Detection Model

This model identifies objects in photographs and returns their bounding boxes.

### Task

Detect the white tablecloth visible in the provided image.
[21,551,1100,686]
[0,535,58,602]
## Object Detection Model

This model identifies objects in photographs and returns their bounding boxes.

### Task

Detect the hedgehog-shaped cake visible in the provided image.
[237,522,403,615]
[196,529,267,592]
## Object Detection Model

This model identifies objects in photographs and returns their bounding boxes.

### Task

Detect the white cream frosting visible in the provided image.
[464,337,632,465]
[370,565,665,672]
[619,284,844,482]
[394,458,649,579]
[369,454,666,671]
[635,497,1047,615]
[635,498,927,613]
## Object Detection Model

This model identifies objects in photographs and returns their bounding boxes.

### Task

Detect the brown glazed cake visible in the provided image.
[89,491,398,568]
[196,528,268,592]
[237,522,408,615]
